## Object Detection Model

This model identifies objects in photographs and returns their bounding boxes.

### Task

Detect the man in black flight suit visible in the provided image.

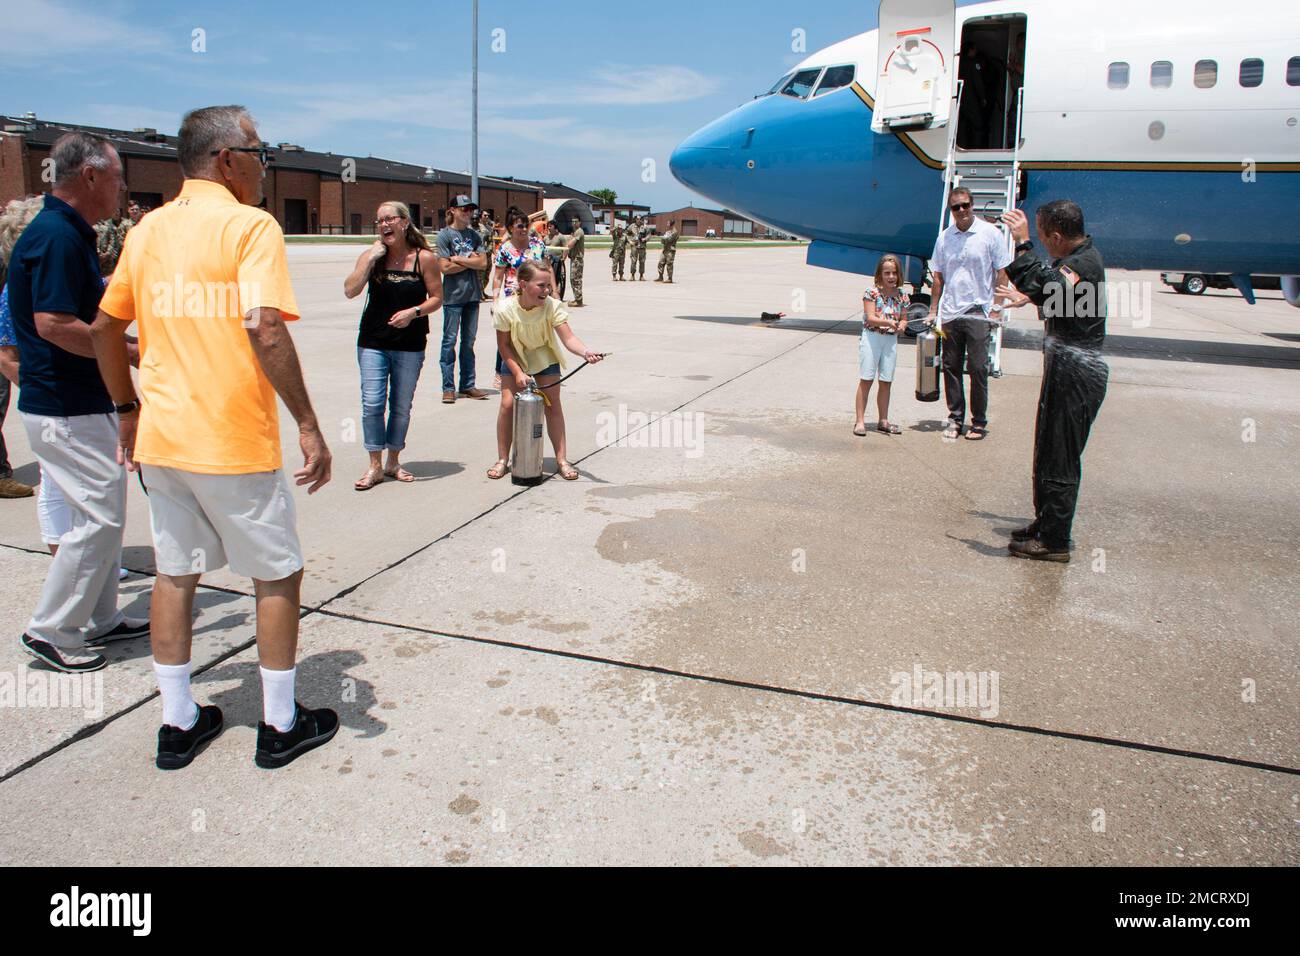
[998,201,1108,563]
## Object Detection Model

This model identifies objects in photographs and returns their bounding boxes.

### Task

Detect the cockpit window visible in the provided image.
[780,68,823,99]
[812,64,856,97]
[764,71,795,96]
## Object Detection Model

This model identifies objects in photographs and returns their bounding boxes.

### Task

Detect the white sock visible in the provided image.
[153,660,198,730]
[260,665,297,732]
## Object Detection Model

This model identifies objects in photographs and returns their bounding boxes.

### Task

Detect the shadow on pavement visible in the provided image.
[197,648,386,739]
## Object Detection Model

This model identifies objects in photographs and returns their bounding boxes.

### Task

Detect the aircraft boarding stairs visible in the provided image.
[933,84,1025,378]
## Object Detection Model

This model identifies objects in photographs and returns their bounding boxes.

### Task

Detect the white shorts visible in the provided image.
[142,465,303,581]
[859,329,899,382]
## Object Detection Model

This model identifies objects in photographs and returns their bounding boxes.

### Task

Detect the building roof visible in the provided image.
[653,204,750,218]
[486,177,599,204]
[0,115,542,194]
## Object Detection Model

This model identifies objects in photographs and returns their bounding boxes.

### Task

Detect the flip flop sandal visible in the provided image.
[943,424,962,440]
[965,426,989,441]
[384,466,415,482]
[354,470,384,491]
[486,459,509,480]
[852,424,867,437]
[556,461,579,480]
[877,422,902,435]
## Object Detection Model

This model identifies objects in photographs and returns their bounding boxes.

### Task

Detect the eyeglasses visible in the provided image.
[949,201,973,212]
[211,145,272,167]
[375,215,407,226]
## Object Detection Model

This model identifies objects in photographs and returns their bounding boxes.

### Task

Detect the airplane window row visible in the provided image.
[764,64,857,100]
[1108,57,1300,89]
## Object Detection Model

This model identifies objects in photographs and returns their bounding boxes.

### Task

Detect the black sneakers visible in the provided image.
[156,704,224,770]
[20,634,107,673]
[255,702,339,769]
[1008,538,1071,563]
[85,617,150,646]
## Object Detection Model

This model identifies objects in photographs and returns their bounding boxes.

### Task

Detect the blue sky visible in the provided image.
[0,0,975,210]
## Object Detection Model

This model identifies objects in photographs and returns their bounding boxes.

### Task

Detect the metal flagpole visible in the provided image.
[471,0,479,205]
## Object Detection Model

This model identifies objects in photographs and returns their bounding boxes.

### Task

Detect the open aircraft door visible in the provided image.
[871,0,956,134]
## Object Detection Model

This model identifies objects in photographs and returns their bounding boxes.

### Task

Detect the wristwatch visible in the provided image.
[412,305,422,317]
[1015,240,1034,254]
[115,399,140,414]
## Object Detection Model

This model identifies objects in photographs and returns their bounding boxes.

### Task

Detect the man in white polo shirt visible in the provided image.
[927,187,1012,441]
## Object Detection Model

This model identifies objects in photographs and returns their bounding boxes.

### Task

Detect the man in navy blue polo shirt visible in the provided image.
[8,132,148,673]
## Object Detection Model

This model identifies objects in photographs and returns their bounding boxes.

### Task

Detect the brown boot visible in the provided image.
[0,476,34,498]
[1007,538,1070,563]
[458,388,489,400]
[442,391,456,404]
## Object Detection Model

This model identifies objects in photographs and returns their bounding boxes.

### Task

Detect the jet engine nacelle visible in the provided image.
[1283,276,1300,309]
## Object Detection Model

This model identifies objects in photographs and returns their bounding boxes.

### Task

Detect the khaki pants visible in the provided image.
[22,412,126,649]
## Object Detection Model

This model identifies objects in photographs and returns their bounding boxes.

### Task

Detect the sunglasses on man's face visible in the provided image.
[211,145,272,167]
[950,201,973,212]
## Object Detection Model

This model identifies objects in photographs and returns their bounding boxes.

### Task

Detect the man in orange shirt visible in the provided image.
[91,106,336,771]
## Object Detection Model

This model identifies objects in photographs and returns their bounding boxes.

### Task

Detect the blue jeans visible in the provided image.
[440,301,480,392]
[358,348,426,452]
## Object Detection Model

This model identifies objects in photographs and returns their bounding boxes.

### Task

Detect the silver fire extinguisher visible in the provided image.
[511,380,546,486]
[915,325,941,402]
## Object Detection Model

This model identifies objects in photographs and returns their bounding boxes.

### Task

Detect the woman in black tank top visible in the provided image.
[343,202,443,490]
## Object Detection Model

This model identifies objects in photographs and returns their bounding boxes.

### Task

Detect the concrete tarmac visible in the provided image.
[0,246,1295,865]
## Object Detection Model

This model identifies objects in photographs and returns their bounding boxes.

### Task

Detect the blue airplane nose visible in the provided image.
[669,111,738,200]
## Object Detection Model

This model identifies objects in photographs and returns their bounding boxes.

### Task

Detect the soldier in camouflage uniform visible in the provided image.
[567,216,585,306]
[610,221,627,280]
[655,219,679,282]
[630,217,649,280]
[473,210,494,300]
[544,221,568,300]
[95,212,134,276]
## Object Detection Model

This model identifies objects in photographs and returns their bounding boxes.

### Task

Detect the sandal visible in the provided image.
[354,469,384,491]
[486,459,509,480]
[965,426,988,441]
[852,424,867,437]
[384,465,415,482]
[556,461,579,481]
[943,423,962,440]
[877,422,901,435]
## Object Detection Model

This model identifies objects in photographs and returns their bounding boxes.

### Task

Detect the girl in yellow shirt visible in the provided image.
[489,260,603,480]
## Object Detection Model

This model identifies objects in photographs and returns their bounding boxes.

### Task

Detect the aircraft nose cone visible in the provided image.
[670,113,737,199]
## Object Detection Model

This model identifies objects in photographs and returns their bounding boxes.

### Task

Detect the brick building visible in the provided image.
[0,114,545,234]
[649,205,769,238]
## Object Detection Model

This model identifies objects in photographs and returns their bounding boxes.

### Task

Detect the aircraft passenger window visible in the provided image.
[1239,58,1264,88]
[1194,60,1217,88]
[1107,62,1129,89]
[1287,57,1300,86]
[780,68,823,100]
[1150,61,1173,88]
[812,65,856,97]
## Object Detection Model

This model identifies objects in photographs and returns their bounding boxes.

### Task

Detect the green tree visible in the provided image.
[590,188,617,205]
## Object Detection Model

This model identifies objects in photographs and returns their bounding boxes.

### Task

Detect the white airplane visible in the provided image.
[669,0,1300,309]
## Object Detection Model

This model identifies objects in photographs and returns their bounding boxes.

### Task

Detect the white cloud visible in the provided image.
[0,0,167,63]
[579,65,720,105]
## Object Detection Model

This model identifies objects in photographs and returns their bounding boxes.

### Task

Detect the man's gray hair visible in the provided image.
[51,132,113,188]
[178,105,254,176]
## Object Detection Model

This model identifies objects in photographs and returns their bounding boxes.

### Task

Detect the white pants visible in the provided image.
[21,412,126,648]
